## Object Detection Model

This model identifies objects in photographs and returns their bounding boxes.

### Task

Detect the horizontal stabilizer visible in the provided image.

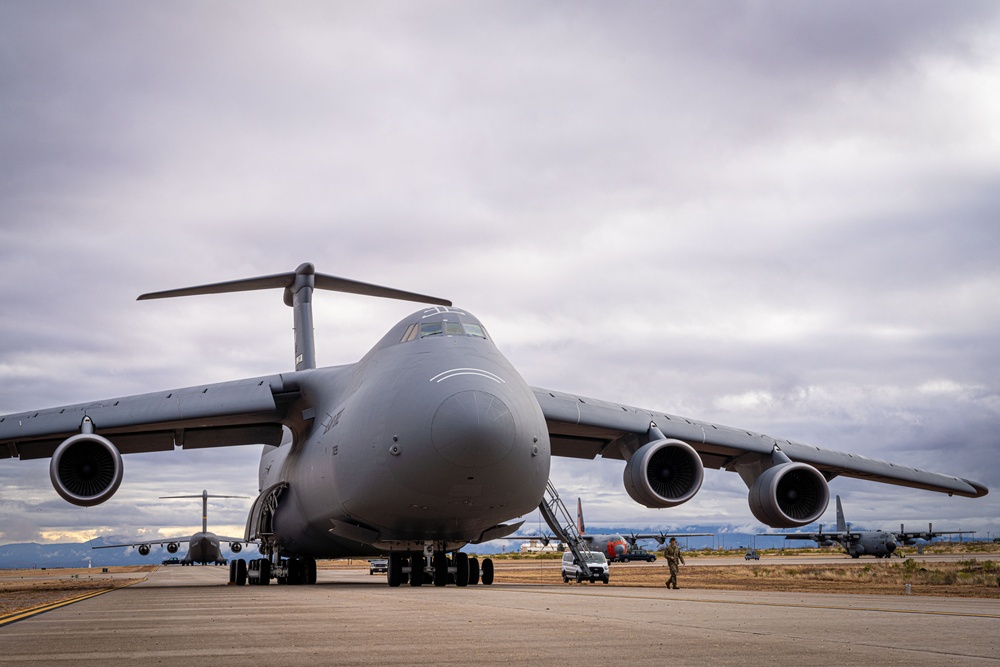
[138,262,451,307]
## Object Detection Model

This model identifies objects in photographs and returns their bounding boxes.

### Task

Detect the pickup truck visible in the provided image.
[161,557,181,565]
[612,548,656,563]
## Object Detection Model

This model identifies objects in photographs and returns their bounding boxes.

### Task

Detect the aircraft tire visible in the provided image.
[229,560,237,583]
[235,559,247,586]
[468,557,480,585]
[387,553,404,587]
[408,552,423,587]
[259,558,271,585]
[306,557,317,585]
[455,552,469,587]
[481,558,494,586]
[433,552,448,587]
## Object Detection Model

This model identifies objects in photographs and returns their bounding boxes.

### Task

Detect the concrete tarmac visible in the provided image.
[1,565,998,666]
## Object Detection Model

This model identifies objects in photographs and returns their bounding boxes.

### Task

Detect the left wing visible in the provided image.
[533,387,987,527]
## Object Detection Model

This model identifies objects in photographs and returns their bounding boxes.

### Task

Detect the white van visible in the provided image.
[561,550,609,584]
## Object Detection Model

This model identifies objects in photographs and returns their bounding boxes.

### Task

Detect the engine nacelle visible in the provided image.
[748,462,829,528]
[48,433,123,507]
[167,542,180,554]
[230,542,243,553]
[624,439,704,508]
[138,544,151,556]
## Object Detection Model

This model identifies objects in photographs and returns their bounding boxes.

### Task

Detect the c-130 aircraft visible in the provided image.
[0,264,988,587]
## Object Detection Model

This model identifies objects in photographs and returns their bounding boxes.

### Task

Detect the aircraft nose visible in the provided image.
[431,390,516,468]
[887,540,897,553]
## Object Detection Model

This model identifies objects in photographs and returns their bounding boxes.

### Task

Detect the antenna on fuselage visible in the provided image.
[139,262,452,371]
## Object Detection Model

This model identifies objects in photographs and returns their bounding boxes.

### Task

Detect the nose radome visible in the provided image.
[432,390,516,468]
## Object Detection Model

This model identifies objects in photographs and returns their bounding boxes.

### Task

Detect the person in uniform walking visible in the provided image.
[664,537,685,589]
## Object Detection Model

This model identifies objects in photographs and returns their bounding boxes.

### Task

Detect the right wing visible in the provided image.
[0,373,300,461]
[92,537,190,550]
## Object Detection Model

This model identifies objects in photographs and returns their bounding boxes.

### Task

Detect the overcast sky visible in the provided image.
[2,1,999,547]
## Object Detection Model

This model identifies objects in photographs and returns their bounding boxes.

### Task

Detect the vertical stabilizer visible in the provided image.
[577,498,586,534]
[836,495,847,532]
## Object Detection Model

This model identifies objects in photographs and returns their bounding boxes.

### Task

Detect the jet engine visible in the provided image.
[748,462,829,528]
[167,542,180,554]
[230,542,243,553]
[138,544,150,556]
[624,439,704,508]
[48,432,123,507]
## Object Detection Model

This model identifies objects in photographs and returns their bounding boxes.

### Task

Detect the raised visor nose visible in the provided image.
[431,390,516,468]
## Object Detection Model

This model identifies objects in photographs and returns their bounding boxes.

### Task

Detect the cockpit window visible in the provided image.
[400,320,490,342]
[462,323,486,338]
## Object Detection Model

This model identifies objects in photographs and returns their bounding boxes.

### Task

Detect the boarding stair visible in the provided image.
[538,479,592,577]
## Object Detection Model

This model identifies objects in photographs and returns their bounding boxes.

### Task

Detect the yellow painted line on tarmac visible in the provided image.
[0,578,146,627]
[507,586,1000,619]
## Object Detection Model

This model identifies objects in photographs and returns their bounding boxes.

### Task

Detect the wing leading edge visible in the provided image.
[533,387,987,499]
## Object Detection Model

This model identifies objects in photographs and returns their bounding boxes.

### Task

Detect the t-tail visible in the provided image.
[139,262,451,371]
[835,495,847,532]
[577,498,586,534]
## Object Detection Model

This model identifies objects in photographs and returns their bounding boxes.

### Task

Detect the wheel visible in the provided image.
[229,560,237,583]
[387,553,404,587]
[622,557,629,563]
[602,575,609,584]
[258,558,271,585]
[306,557,317,585]
[562,573,569,583]
[235,558,247,586]
[468,557,480,585]
[481,558,494,586]
[409,552,424,587]
[455,552,469,587]
[433,552,449,587]
[576,573,582,584]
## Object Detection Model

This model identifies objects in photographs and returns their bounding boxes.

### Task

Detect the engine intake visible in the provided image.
[748,462,829,528]
[230,542,243,553]
[624,439,704,508]
[167,542,180,554]
[138,544,151,556]
[49,433,123,507]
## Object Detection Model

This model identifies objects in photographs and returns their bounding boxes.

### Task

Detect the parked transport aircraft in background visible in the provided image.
[93,490,251,565]
[762,496,976,558]
[0,264,987,587]
[575,498,711,560]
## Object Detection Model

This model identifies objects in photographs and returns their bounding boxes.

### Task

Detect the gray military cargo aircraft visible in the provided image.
[762,495,975,558]
[0,263,988,587]
[92,490,250,565]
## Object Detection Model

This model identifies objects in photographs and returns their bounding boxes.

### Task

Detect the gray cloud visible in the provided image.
[2,1,998,544]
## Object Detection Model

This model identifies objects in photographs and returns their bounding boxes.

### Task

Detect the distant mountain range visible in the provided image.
[8,524,974,568]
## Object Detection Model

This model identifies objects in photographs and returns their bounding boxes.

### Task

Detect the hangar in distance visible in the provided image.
[0,263,987,587]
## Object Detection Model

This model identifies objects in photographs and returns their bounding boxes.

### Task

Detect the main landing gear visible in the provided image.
[229,556,318,586]
[386,550,494,587]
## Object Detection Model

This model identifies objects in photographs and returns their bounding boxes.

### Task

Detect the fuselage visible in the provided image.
[184,531,224,564]
[258,307,552,557]
[586,534,630,559]
[844,531,897,558]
